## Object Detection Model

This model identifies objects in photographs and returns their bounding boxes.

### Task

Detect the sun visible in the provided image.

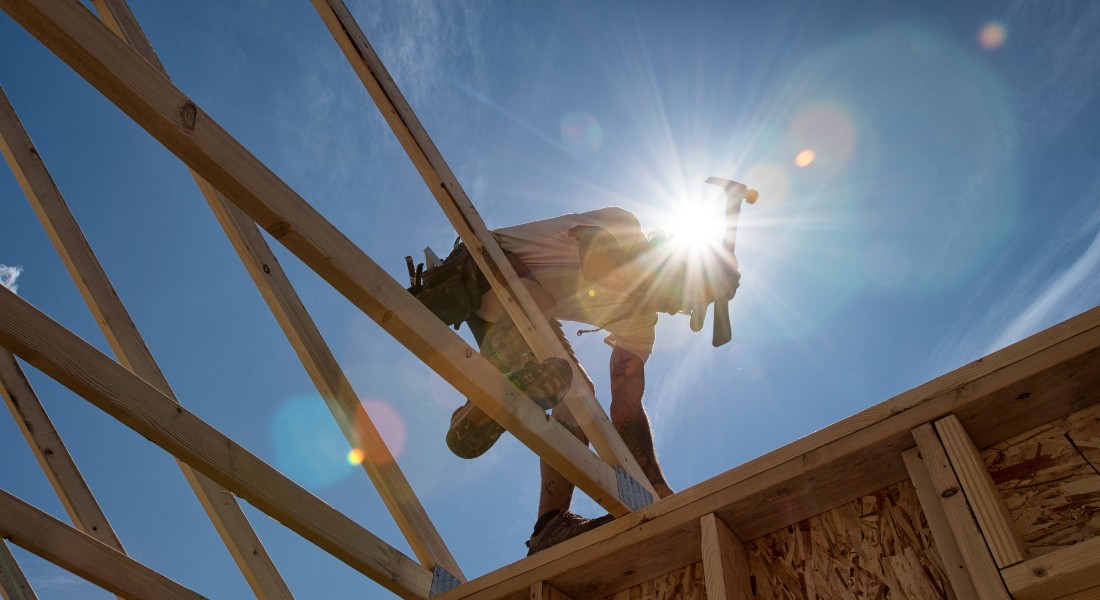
[664,202,725,250]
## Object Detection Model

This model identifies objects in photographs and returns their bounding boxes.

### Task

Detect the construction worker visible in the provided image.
[408,206,739,554]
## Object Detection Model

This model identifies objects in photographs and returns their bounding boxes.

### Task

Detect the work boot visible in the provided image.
[446,358,573,459]
[525,510,614,556]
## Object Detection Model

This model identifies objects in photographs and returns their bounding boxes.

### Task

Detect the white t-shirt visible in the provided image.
[493,207,657,362]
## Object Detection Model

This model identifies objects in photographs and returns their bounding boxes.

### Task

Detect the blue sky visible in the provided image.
[2,0,1100,597]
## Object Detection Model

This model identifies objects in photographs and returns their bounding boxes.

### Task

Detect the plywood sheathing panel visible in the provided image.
[981,402,1100,558]
[596,563,706,600]
[745,480,956,600]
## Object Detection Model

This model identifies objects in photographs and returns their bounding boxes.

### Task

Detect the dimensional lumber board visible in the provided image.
[980,401,1100,558]
[0,348,124,552]
[903,449,980,600]
[0,490,204,600]
[744,480,956,600]
[700,514,751,600]
[935,415,1027,567]
[1000,535,1100,600]
[912,424,1009,600]
[0,540,38,600]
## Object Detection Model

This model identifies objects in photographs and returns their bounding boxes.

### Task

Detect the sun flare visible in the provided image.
[664,203,725,250]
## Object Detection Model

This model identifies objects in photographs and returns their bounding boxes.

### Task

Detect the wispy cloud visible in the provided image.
[0,264,22,293]
[1006,1,1100,142]
[985,226,1100,354]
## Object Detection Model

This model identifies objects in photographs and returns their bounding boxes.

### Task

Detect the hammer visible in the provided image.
[702,177,757,347]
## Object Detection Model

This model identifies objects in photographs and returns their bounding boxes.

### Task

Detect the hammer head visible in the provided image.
[704,177,758,204]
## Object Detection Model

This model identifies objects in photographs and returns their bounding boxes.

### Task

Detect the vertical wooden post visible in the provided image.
[700,513,751,600]
[911,423,1011,600]
[934,415,1026,568]
[902,448,980,600]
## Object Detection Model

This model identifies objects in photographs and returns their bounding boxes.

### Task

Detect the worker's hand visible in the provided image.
[699,255,739,303]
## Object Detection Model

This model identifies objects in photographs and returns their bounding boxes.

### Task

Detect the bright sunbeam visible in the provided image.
[664,202,725,250]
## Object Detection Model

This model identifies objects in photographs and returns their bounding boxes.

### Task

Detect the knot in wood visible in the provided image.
[1017,392,1031,400]
[1033,567,1047,578]
[940,487,959,498]
[179,101,198,131]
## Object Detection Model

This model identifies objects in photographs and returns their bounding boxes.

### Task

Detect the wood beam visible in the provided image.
[431,305,1100,600]
[0,288,433,600]
[0,83,294,600]
[901,448,979,600]
[0,541,38,600]
[0,348,124,552]
[86,0,461,578]
[0,489,203,600]
[934,415,1026,568]
[0,0,633,517]
[1000,536,1100,600]
[911,424,1009,600]
[699,514,750,600]
[309,0,655,496]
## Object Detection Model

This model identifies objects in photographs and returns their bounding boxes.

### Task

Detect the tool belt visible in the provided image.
[406,242,534,330]
[406,244,486,329]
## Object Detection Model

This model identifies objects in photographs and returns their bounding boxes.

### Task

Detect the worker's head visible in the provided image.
[635,235,739,316]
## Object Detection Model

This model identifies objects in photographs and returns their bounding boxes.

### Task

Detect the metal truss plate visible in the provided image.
[615,465,654,511]
[430,564,461,596]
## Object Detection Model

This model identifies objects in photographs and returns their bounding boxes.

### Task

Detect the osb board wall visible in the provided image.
[744,481,955,599]
[982,401,1100,558]
[596,562,705,600]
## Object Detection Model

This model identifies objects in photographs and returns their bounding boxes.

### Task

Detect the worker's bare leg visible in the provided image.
[537,402,587,517]
[609,347,674,498]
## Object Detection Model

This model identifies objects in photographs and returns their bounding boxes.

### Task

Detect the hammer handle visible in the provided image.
[708,178,749,347]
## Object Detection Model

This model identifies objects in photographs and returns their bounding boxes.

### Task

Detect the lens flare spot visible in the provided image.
[788,103,857,169]
[794,149,816,168]
[560,111,603,152]
[347,448,365,466]
[359,398,407,462]
[271,396,353,489]
[978,22,1007,50]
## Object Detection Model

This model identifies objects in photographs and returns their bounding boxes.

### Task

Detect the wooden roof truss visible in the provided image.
[2,1,1100,599]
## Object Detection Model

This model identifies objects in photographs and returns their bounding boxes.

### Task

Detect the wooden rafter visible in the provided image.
[0,288,433,600]
[0,0,636,516]
[311,0,656,497]
[0,489,204,600]
[0,83,294,600]
[0,348,125,552]
[0,540,38,600]
[85,0,461,578]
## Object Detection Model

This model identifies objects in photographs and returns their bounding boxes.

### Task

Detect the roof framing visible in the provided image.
[0,0,641,518]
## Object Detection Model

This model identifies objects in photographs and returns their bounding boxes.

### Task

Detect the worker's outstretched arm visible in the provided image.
[608,346,674,498]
